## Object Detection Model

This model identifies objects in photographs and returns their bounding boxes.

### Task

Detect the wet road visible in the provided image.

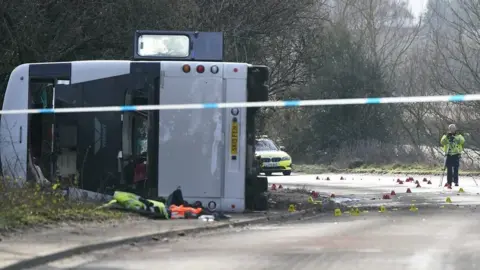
[36,208,480,270]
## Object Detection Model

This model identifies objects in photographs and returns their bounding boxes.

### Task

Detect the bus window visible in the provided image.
[28,81,55,180]
[132,112,148,156]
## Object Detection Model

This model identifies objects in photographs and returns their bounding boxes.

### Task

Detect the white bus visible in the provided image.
[0,30,269,212]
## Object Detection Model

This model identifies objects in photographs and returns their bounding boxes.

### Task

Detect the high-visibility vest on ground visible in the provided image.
[103,191,169,219]
[169,205,202,219]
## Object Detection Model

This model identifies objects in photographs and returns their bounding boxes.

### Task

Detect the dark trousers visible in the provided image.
[445,154,460,185]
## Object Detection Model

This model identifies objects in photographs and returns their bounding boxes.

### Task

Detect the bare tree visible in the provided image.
[425,0,480,148]
[330,0,421,89]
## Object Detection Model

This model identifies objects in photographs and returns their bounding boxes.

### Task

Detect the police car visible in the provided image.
[255,136,292,176]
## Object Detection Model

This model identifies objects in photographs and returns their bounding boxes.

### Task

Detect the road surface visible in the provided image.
[268,173,480,207]
[35,208,480,269]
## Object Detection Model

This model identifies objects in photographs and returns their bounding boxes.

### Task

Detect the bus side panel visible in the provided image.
[158,62,224,201]
[0,64,30,180]
[222,63,248,212]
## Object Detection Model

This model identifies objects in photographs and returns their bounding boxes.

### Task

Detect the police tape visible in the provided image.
[0,94,478,115]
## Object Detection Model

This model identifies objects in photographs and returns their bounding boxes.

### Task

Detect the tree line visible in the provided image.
[1,0,479,169]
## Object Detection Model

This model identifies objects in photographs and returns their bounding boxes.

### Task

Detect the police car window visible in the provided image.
[255,139,279,151]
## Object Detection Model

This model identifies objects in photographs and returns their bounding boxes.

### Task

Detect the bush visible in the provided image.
[0,177,122,231]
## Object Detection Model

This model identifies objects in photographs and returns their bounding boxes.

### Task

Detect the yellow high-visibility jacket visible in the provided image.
[440,133,465,155]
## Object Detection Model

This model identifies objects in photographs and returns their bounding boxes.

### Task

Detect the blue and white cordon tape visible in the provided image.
[0,94,478,115]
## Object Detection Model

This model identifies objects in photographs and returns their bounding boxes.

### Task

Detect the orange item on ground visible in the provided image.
[169,204,203,219]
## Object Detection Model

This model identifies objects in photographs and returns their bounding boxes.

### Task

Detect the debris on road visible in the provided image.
[268,187,335,212]
[269,173,480,216]
[101,189,231,222]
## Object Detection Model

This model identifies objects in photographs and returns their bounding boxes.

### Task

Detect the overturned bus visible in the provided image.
[0,30,270,212]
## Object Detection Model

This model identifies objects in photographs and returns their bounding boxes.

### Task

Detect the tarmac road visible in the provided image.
[35,208,480,270]
[268,173,480,207]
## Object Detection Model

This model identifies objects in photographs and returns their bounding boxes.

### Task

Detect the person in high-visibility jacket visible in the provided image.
[440,124,465,187]
[102,191,169,219]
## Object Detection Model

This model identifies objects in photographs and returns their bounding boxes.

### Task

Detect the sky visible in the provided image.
[408,0,428,18]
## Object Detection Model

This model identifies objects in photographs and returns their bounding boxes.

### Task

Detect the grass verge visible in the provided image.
[0,180,123,232]
[294,163,480,175]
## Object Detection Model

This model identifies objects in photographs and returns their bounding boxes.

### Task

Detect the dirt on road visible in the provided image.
[267,187,339,212]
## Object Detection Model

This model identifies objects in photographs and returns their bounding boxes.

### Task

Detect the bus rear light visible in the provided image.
[210,65,219,74]
[182,64,191,73]
[196,65,205,73]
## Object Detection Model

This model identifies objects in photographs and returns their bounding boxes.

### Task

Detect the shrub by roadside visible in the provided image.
[0,178,123,232]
